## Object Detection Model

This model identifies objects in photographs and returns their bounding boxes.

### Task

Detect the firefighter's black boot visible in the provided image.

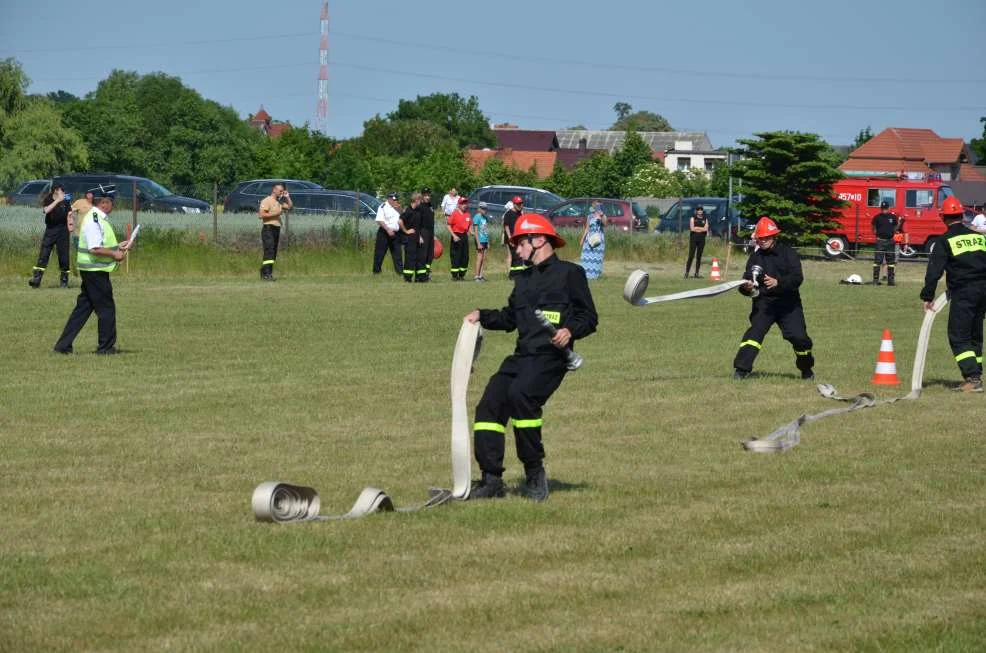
[887,266,896,287]
[471,472,505,499]
[28,269,43,288]
[261,263,275,281]
[524,466,549,502]
[872,265,881,286]
[59,272,69,288]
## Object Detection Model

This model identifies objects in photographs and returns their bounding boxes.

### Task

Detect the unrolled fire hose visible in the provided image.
[623,269,746,306]
[622,269,949,454]
[252,310,583,522]
[252,319,482,522]
[743,291,949,452]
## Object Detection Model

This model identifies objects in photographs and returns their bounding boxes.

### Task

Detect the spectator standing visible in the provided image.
[447,196,472,280]
[29,184,73,289]
[871,200,902,286]
[465,214,598,501]
[472,201,490,281]
[502,196,525,278]
[399,192,423,283]
[920,196,986,392]
[970,204,986,234]
[441,187,459,222]
[258,182,292,281]
[53,186,131,354]
[580,200,608,280]
[683,205,709,278]
[373,192,403,275]
[417,187,435,281]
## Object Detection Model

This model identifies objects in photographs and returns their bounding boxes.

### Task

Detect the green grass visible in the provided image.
[1,239,984,651]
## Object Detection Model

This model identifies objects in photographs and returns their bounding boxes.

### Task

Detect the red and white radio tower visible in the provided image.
[316,1,329,133]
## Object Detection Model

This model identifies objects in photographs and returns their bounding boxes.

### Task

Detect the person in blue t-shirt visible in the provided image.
[471,201,490,281]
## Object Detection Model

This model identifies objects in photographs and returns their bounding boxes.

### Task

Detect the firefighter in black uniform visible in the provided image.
[920,196,986,392]
[29,184,73,289]
[416,187,435,282]
[502,196,526,278]
[733,216,815,380]
[465,214,598,502]
[872,200,902,286]
[399,192,422,282]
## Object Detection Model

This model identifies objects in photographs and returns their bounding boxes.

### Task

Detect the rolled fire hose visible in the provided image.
[623,269,746,306]
[252,319,482,522]
[742,292,949,453]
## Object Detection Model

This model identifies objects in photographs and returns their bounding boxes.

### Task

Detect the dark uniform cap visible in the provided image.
[89,184,117,199]
[880,200,889,209]
[387,192,399,200]
[420,187,431,194]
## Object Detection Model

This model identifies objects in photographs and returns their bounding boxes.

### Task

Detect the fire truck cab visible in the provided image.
[824,172,956,257]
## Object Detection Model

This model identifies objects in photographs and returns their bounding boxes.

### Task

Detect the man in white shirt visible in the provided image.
[373,192,403,275]
[971,204,986,234]
[53,186,131,354]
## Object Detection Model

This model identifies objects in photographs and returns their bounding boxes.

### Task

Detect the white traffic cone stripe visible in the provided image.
[874,362,898,374]
[880,341,895,352]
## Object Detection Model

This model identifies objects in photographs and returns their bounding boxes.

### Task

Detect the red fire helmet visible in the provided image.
[941,196,964,216]
[509,213,565,248]
[753,216,781,239]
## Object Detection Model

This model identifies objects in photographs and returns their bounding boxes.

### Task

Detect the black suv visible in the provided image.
[288,190,381,219]
[466,185,565,219]
[52,174,210,213]
[655,197,751,239]
[223,179,325,213]
[5,180,49,206]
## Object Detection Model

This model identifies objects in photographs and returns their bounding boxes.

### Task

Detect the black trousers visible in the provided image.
[420,228,434,273]
[685,234,706,275]
[261,224,280,265]
[36,224,70,272]
[733,300,814,374]
[449,233,469,278]
[473,353,568,476]
[54,271,116,353]
[946,284,986,379]
[402,234,420,281]
[372,227,402,274]
[873,238,896,282]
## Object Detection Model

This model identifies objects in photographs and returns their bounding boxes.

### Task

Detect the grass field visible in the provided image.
[1,230,984,651]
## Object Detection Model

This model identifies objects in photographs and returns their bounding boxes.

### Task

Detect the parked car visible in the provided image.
[545,197,649,231]
[223,179,325,213]
[466,185,565,219]
[287,190,381,219]
[50,174,211,213]
[655,197,750,240]
[5,179,49,207]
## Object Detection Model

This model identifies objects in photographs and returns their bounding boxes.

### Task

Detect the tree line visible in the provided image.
[6,57,982,245]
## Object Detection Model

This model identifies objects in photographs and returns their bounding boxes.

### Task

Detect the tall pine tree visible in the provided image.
[732,131,844,246]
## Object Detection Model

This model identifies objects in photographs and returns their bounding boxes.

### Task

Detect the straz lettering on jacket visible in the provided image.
[947,233,986,256]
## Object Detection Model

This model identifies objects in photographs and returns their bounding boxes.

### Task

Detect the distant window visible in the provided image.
[704,159,718,172]
[600,202,623,217]
[905,190,933,209]
[677,157,691,171]
[867,188,895,208]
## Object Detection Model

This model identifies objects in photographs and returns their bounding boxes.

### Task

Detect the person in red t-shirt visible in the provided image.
[447,196,472,280]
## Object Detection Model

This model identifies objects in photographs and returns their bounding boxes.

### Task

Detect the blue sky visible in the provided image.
[2,0,984,149]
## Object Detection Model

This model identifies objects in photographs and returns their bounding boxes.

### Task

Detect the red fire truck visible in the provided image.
[823,171,957,258]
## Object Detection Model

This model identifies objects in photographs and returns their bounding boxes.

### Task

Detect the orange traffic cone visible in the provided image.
[709,257,721,281]
[870,328,900,385]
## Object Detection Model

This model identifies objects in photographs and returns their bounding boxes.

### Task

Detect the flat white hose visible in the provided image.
[252,319,482,521]
[743,292,949,453]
